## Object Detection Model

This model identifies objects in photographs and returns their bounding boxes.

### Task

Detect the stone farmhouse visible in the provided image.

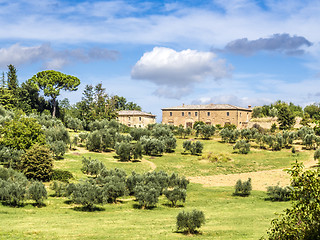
[162,104,252,129]
[117,110,156,128]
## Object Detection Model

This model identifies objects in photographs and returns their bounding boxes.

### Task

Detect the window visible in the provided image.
[139,117,141,121]
[207,112,210,117]
[188,112,191,117]
[170,112,172,117]
[128,117,131,120]
[195,112,198,117]
[240,112,242,117]
[182,112,184,117]
[227,112,229,116]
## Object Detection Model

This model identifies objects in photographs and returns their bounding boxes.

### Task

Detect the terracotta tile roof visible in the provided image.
[162,104,251,111]
[117,110,156,117]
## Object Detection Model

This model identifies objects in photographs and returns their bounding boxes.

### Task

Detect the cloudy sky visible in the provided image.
[0,0,319,120]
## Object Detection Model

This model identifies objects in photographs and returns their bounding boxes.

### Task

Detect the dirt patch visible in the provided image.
[189,158,317,191]
[141,159,157,172]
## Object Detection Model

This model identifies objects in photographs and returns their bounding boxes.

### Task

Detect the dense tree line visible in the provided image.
[0,65,141,128]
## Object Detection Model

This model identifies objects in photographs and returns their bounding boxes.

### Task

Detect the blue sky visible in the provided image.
[0,0,319,121]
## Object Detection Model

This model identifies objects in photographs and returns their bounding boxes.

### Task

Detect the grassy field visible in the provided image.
[0,137,310,239]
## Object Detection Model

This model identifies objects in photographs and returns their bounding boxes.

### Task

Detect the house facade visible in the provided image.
[162,104,252,128]
[117,110,156,128]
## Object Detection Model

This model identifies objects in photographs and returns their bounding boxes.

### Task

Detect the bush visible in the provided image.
[183,140,203,155]
[0,117,46,150]
[176,209,205,234]
[50,181,68,197]
[28,181,47,205]
[164,187,186,207]
[233,140,250,154]
[70,180,104,210]
[267,185,292,201]
[314,148,320,161]
[101,176,126,203]
[115,142,132,161]
[140,137,164,156]
[0,167,28,206]
[233,178,252,196]
[51,169,74,183]
[134,182,160,209]
[49,140,67,159]
[81,157,105,177]
[0,145,24,169]
[20,144,53,181]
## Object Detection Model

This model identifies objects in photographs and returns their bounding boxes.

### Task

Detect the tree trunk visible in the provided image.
[52,97,56,118]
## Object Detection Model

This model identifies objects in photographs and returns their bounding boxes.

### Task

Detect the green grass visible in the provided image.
[0,184,289,240]
[1,136,310,239]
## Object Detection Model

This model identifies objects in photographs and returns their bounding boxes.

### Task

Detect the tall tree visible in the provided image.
[7,64,18,91]
[277,103,296,130]
[1,72,6,88]
[28,70,80,117]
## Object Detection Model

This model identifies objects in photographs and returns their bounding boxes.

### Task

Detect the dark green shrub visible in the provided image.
[126,171,143,195]
[101,176,126,203]
[49,140,67,159]
[70,180,104,210]
[0,145,24,169]
[140,136,164,156]
[233,140,250,154]
[0,117,46,150]
[130,128,150,141]
[20,144,53,181]
[176,209,205,234]
[164,187,186,207]
[0,167,28,206]
[267,185,292,201]
[28,181,47,205]
[50,181,68,197]
[183,140,203,155]
[81,157,105,177]
[51,169,74,183]
[134,182,160,209]
[314,148,320,161]
[234,178,252,196]
[115,142,132,161]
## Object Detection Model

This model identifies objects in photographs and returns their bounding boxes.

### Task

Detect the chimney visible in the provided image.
[248,105,252,109]
[182,103,185,106]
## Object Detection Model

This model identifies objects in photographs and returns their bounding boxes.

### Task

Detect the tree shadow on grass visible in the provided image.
[63,200,74,205]
[132,203,156,210]
[1,201,26,208]
[31,202,47,208]
[174,230,203,236]
[162,203,185,208]
[73,205,105,212]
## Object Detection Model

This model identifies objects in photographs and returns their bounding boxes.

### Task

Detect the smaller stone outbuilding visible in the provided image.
[162,103,252,129]
[117,110,156,128]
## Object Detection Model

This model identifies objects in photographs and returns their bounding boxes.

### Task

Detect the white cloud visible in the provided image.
[0,43,118,69]
[131,47,232,98]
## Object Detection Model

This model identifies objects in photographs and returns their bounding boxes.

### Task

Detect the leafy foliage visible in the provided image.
[20,144,53,181]
[164,187,186,207]
[28,181,47,205]
[266,185,292,201]
[267,162,320,239]
[0,116,45,150]
[233,178,252,196]
[176,209,205,234]
[233,140,250,154]
[183,140,203,155]
[51,169,74,183]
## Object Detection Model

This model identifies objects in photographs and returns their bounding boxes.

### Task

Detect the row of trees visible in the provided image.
[220,126,320,153]
[52,157,189,210]
[0,65,142,129]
